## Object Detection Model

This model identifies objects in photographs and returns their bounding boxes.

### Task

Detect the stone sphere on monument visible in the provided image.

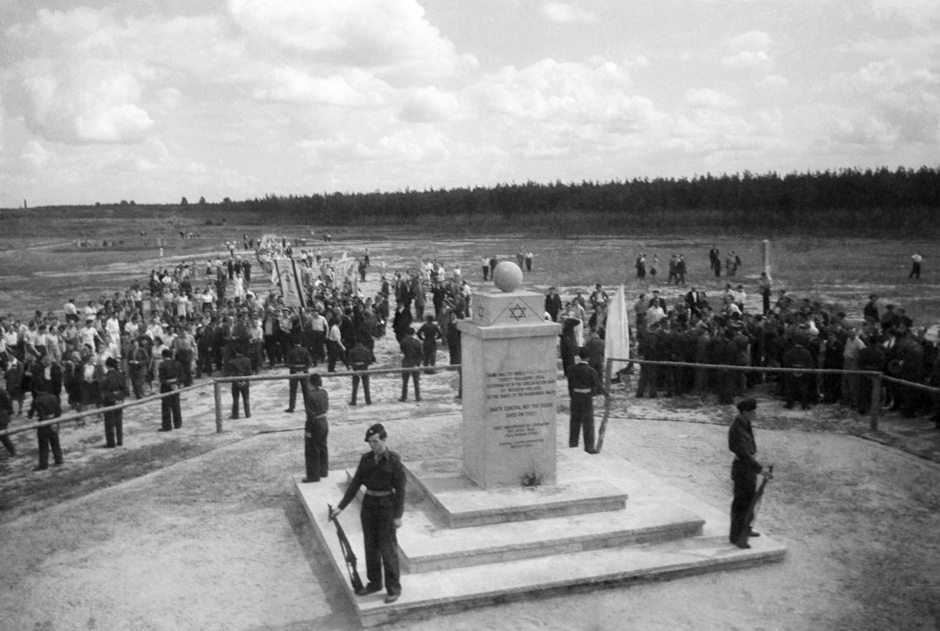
[492,261,524,292]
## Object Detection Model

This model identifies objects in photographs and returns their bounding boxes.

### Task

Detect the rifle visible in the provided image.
[328,504,364,592]
[748,464,774,530]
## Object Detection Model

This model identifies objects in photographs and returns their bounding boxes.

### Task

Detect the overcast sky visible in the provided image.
[1,0,937,208]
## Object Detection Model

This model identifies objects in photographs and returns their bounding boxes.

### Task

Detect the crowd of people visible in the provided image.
[546,267,939,426]
[1,239,936,472]
[0,238,481,469]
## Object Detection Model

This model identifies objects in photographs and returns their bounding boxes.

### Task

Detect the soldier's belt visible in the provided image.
[310,413,327,420]
[364,489,394,497]
[572,388,592,394]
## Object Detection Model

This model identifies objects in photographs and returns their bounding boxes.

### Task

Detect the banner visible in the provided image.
[605,284,630,376]
[275,258,306,307]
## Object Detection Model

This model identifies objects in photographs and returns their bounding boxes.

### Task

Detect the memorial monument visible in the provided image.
[456,261,561,488]
[294,261,787,627]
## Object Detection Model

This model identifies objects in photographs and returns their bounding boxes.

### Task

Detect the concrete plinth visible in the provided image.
[457,290,561,489]
[295,446,787,628]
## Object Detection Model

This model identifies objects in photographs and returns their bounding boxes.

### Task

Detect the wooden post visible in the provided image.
[595,358,614,454]
[214,380,224,433]
[869,374,881,432]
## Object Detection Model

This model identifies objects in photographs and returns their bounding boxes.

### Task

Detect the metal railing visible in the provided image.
[211,364,462,433]
[0,382,209,439]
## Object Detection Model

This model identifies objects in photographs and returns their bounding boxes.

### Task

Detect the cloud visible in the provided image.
[0,8,235,144]
[465,58,663,162]
[825,60,940,144]
[253,67,389,107]
[684,88,740,109]
[721,50,771,68]
[728,30,774,51]
[757,75,790,91]
[22,141,56,169]
[721,30,773,68]
[227,0,478,81]
[398,86,460,123]
[541,2,598,24]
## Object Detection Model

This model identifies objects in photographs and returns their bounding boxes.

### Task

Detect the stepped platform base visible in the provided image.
[405,456,628,528]
[295,450,786,627]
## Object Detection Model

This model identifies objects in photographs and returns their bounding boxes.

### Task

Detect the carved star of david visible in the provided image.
[508,304,528,321]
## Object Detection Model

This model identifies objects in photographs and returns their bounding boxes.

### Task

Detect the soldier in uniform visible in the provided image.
[567,348,607,453]
[399,327,423,402]
[728,398,769,549]
[782,338,814,410]
[416,315,441,373]
[635,325,663,398]
[158,348,183,431]
[100,357,129,447]
[28,390,63,470]
[348,336,376,406]
[225,349,253,419]
[302,373,329,482]
[329,423,406,604]
[284,339,312,413]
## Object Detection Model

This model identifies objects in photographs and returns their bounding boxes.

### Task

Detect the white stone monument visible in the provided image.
[456,262,562,488]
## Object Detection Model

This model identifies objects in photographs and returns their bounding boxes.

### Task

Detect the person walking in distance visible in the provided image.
[909,251,923,279]
[302,374,329,482]
[728,398,770,549]
[329,423,406,605]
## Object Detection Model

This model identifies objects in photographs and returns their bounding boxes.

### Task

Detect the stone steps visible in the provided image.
[295,448,787,628]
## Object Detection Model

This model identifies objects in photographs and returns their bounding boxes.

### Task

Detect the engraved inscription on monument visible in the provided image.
[485,369,556,451]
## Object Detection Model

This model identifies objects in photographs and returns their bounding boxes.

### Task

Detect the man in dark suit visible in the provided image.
[224,349,253,419]
[28,390,63,471]
[100,357,129,447]
[544,287,562,322]
[399,328,423,402]
[684,287,706,317]
[158,349,183,431]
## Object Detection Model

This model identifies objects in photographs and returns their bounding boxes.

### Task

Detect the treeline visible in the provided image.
[232,166,940,235]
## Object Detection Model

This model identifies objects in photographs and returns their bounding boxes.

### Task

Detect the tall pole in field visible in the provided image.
[762,239,771,280]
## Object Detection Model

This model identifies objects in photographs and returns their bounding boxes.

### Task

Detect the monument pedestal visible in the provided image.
[457,289,561,488]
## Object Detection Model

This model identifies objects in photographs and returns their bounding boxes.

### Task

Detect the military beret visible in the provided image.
[105,357,118,369]
[736,398,757,412]
[364,423,386,442]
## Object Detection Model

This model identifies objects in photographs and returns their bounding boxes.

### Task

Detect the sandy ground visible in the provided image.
[2,360,940,631]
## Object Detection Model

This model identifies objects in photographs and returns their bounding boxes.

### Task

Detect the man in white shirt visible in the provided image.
[63,299,79,323]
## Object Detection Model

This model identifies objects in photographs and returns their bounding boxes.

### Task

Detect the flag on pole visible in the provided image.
[605,284,630,376]
[275,258,306,307]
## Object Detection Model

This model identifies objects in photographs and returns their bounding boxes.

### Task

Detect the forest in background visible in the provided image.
[4,165,939,236]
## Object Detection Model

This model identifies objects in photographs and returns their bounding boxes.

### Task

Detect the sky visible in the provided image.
[0,0,938,208]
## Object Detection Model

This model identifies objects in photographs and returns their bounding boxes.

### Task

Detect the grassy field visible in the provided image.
[1,210,937,330]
